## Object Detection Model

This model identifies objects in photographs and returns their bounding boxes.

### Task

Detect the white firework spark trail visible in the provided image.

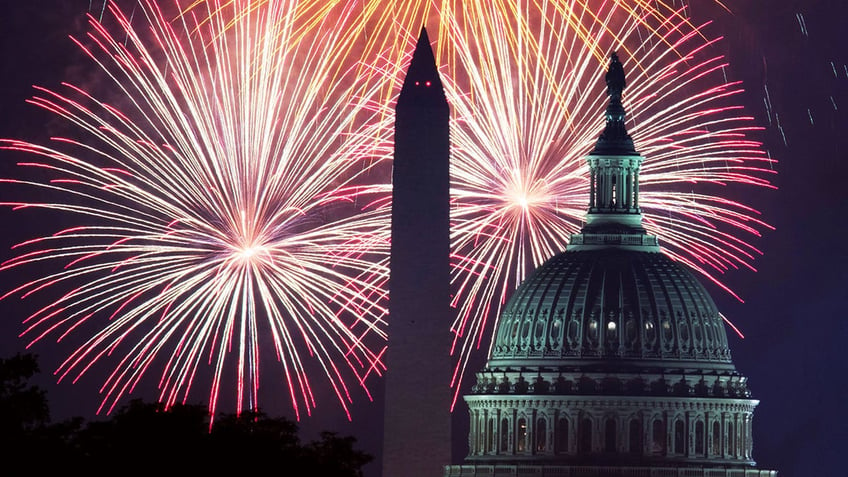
[1,0,394,420]
[2,0,776,417]
[411,0,777,407]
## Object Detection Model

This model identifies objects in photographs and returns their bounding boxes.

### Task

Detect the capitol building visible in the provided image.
[383,28,777,477]
[444,54,777,477]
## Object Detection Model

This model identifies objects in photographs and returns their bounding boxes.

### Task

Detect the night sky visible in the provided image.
[1,2,846,476]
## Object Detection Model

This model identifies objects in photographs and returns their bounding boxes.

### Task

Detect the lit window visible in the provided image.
[517,418,527,452]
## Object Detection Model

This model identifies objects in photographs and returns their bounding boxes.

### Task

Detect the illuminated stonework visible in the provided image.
[464,396,757,464]
[488,250,734,364]
[445,54,776,477]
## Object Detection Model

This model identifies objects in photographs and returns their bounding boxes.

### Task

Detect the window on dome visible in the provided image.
[536,418,547,452]
[712,421,721,456]
[517,418,527,452]
[693,320,703,347]
[674,419,685,455]
[487,418,495,453]
[679,321,690,344]
[579,418,593,453]
[726,421,735,457]
[704,319,715,345]
[651,419,665,455]
[588,317,599,342]
[501,418,510,453]
[556,417,569,454]
[629,419,642,454]
[661,317,674,350]
[625,318,638,346]
[644,320,656,344]
[605,418,617,452]
[535,321,545,340]
[550,319,562,348]
[567,318,580,346]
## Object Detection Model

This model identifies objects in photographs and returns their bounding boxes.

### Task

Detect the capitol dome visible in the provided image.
[446,54,775,477]
[489,248,734,371]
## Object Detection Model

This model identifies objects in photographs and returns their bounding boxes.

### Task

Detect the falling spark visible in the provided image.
[763,85,773,124]
[796,12,808,37]
[775,113,789,146]
[720,312,745,339]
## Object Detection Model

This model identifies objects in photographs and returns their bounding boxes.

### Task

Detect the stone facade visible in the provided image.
[464,396,757,465]
[445,465,777,476]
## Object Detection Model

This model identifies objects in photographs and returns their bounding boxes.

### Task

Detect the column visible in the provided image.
[589,166,596,209]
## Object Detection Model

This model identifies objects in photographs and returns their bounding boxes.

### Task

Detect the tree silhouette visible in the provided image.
[0,354,371,476]
[0,353,49,432]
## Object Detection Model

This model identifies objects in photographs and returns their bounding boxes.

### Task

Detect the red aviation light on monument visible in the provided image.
[397,27,447,110]
[384,26,452,477]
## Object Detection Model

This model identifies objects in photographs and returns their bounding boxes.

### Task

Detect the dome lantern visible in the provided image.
[570,53,659,252]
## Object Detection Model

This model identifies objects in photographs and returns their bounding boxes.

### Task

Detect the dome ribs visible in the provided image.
[488,250,736,371]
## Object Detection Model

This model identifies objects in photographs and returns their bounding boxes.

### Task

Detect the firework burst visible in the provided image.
[402,1,776,407]
[1,0,393,419]
[2,0,775,417]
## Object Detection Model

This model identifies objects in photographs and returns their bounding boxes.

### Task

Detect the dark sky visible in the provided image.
[0,2,846,476]
[699,2,848,475]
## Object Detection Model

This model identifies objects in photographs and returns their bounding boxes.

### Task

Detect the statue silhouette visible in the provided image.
[605,52,626,101]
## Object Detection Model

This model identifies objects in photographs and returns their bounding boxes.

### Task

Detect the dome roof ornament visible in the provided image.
[605,52,626,101]
[593,52,637,155]
[570,52,657,250]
